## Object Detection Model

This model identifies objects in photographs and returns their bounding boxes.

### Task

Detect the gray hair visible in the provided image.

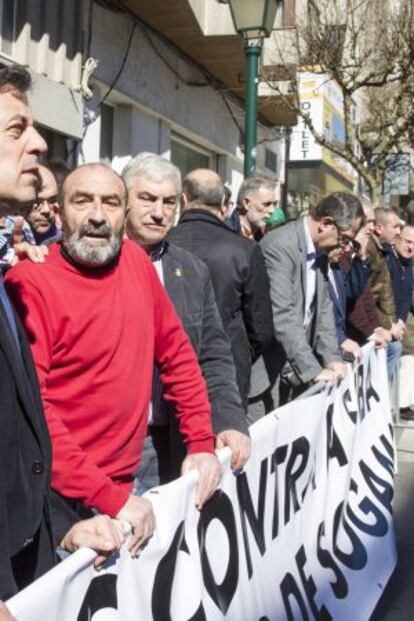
[311,192,364,230]
[237,177,275,206]
[374,207,398,225]
[122,152,182,196]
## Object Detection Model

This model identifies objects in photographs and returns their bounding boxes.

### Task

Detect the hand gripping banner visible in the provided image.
[8,344,397,620]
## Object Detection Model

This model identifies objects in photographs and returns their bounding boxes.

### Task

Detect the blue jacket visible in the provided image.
[327,257,371,345]
[384,245,413,321]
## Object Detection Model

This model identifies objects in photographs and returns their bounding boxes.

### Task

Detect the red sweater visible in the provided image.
[6,241,214,516]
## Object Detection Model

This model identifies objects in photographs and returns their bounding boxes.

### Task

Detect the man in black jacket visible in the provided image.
[169,169,274,411]
[123,153,250,488]
[0,64,123,611]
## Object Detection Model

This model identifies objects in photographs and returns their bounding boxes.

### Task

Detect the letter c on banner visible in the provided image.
[198,490,239,614]
[152,521,207,621]
[77,574,118,621]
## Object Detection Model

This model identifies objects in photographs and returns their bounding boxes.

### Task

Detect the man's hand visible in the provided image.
[181,452,222,510]
[10,216,48,265]
[326,361,347,380]
[354,227,370,259]
[391,322,405,341]
[371,327,391,348]
[116,495,155,557]
[12,241,48,265]
[216,430,251,471]
[0,602,16,621]
[314,368,337,384]
[341,338,362,361]
[60,515,125,568]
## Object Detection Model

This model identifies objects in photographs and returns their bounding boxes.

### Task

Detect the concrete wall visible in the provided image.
[82,3,284,197]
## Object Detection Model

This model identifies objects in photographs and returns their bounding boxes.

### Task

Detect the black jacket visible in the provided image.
[0,290,80,598]
[169,210,273,407]
[163,243,247,435]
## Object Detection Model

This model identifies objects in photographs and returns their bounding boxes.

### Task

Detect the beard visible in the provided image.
[247,207,266,231]
[62,221,123,268]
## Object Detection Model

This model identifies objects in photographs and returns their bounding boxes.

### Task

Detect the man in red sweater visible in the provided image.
[6,163,221,557]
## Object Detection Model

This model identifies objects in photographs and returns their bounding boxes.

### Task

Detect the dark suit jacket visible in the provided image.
[155,243,248,480]
[327,267,348,345]
[0,300,54,598]
[169,209,273,408]
[325,258,372,345]
[163,243,247,434]
[0,290,79,598]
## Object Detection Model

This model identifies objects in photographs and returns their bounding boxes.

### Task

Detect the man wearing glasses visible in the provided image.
[26,165,61,245]
[259,192,364,403]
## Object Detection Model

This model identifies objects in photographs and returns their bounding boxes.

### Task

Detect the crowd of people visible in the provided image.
[0,62,413,619]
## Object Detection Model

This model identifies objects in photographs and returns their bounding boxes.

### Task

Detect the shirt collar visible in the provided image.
[148,240,168,262]
[303,217,316,259]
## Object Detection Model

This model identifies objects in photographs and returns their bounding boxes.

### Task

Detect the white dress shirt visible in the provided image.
[303,218,317,328]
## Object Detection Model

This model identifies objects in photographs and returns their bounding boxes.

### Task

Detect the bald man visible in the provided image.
[26,165,61,244]
[169,168,274,412]
[6,163,222,561]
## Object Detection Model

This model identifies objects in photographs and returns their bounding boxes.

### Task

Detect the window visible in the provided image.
[38,126,79,167]
[100,104,114,164]
[265,149,278,173]
[171,135,217,178]
[0,0,16,55]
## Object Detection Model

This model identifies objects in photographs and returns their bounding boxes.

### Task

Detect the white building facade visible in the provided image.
[81,1,287,198]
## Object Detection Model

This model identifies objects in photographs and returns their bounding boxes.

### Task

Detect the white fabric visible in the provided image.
[148,257,165,425]
[152,257,164,284]
[328,265,339,298]
[303,217,317,328]
[398,354,414,408]
[8,345,396,621]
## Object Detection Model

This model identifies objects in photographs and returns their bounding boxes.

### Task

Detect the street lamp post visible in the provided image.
[227,0,278,178]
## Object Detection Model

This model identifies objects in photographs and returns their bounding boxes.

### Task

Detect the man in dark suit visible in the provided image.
[0,64,123,612]
[123,153,250,488]
[169,169,274,412]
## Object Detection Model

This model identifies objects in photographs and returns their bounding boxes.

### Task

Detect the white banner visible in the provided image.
[8,345,397,620]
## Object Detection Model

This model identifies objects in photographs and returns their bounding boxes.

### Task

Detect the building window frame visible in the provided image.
[171,133,218,177]
[0,0,17,56]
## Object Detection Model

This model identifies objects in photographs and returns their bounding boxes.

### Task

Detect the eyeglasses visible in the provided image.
[32,197,59,211]
[332,223,355,247]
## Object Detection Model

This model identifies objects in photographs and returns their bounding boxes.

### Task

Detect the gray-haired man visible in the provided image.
[123,153,251,489]
[237,176,277,240]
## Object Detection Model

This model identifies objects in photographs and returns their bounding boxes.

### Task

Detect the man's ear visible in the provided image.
[318,216,334,232]
[54,204,63,229]
[181,192,189,211]
[219,195,229,219]
[238,197,249,216]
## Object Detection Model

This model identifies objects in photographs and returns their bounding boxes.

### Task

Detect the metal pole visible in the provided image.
[243,41,262,178]
[281,127,292,214]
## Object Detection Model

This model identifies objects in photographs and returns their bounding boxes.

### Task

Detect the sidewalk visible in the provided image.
[371,424,414,620]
